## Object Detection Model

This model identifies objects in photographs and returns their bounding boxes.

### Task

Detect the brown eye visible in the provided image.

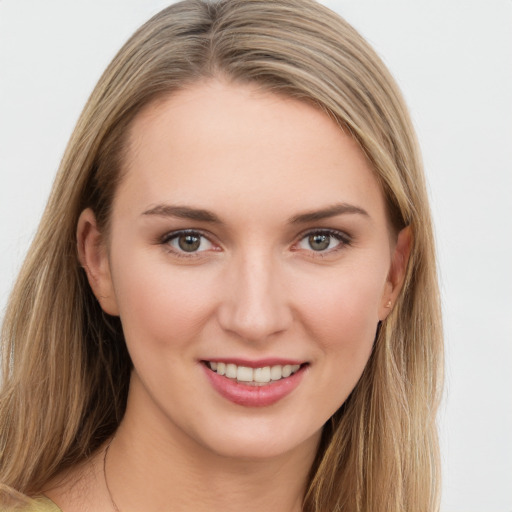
[165,231,214,254]
[296,230,349,253]
[308,233,331,251]
[178,234,201,252]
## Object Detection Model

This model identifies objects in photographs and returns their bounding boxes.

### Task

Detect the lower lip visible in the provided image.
[202,364,306,407]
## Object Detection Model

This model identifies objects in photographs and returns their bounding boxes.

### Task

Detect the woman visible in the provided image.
[0,1,443,511]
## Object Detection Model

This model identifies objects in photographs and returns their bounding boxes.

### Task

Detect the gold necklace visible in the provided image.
[103,438,121,512]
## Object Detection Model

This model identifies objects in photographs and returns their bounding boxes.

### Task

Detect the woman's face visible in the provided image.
[80,80,409,460]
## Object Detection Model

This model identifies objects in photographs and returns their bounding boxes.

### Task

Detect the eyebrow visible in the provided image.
[288,203,369,224]
[142,202,368,225]
[142,205,222,223]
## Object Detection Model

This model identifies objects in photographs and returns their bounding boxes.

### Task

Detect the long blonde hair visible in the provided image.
[0,1,443,510]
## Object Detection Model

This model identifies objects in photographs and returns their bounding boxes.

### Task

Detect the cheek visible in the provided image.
[109,251,218,352]
[295,262,386,359]
[281,262,388,425]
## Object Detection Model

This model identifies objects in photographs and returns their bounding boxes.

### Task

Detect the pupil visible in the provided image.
[309,234,330,251]
[178,234,201,252]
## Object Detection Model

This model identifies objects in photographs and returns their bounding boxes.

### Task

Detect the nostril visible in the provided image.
[217,301,293,343]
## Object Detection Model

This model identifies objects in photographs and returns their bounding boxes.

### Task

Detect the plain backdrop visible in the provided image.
[1,1,511,511]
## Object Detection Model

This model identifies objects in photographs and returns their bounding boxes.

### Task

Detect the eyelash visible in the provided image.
[159,228,351,258]
[293,229,352,256]
[160,229,217,258]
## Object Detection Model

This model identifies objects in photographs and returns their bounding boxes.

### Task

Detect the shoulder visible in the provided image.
[25,497,62,512]
[0,449,105,512]
[0,496,62,512]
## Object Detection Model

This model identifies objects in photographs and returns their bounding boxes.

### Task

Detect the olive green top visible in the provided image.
[1,496,62,512]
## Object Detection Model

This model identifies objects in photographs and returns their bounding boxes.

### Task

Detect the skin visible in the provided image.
[53,79,411,512]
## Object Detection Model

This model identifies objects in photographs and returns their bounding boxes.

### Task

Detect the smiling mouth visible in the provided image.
[203,361,305,386]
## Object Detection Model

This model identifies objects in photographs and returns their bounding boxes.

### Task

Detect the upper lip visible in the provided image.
[201,358,306,368]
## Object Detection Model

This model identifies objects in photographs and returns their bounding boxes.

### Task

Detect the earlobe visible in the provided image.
[77,208,119,316]
[379,225,413,320]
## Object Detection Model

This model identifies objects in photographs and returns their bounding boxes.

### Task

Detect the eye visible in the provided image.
[163,230,214,254]
[296,230,349,253]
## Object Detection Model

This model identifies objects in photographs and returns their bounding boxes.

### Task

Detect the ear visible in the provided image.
[77,208,119,316]
[379,225,413,320]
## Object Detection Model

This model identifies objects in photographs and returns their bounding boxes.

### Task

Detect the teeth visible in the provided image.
[254,366,271,383]
[270,365,282,380]
[225,363,237,379]
[207,362,301,383]
[237,366,253,382]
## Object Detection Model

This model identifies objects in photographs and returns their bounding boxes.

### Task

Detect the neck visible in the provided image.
[106,378,320,512]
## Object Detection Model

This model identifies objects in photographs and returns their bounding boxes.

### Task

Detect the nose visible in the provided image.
[217,249,293,343]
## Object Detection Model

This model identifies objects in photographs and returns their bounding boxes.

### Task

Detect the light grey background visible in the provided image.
[1,1,511,511]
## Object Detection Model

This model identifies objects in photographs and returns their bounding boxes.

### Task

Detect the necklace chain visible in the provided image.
[103,438,121,512]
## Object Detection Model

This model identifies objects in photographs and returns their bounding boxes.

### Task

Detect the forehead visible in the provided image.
[115,79,387,225]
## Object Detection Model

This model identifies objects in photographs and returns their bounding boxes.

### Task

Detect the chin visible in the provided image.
[185,414,323,463]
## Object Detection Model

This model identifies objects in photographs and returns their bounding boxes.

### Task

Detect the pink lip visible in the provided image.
[201,362,307,407]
